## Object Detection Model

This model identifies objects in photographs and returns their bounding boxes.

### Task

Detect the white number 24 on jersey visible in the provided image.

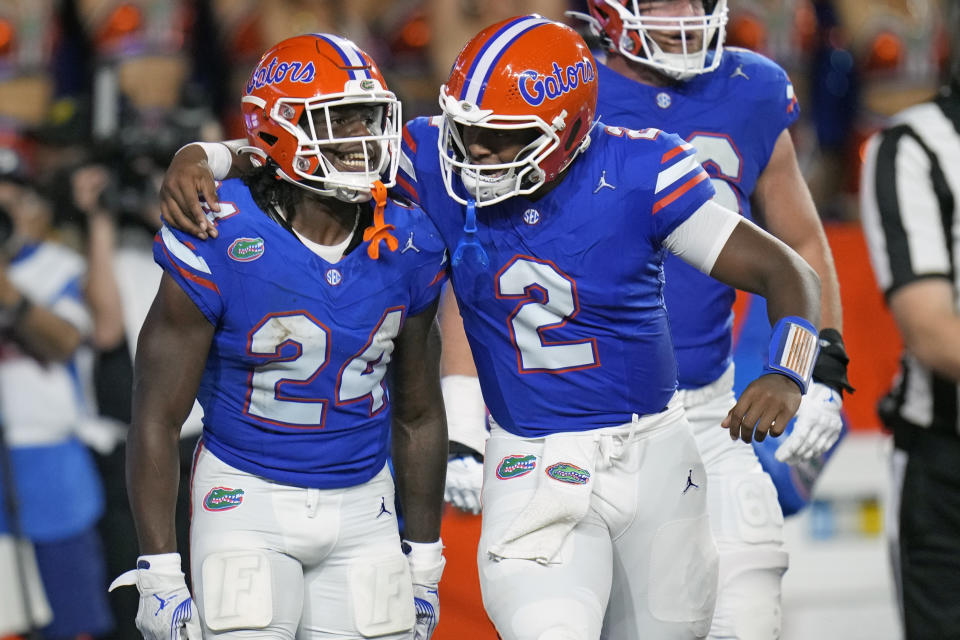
[245,309,403,427]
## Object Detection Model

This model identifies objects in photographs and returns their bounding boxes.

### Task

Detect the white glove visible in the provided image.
[444,454,483,514]
[108,552,202,640]
[404,540,445,640]
[775,382,843,464]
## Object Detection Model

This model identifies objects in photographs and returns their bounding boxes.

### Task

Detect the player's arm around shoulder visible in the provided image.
[159,139,249,239]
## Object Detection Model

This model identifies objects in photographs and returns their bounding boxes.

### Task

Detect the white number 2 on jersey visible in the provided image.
[246,309,403,427]
[498,257,598,373]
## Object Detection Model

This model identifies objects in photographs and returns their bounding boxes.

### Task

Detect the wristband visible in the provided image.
[136,552,183,572]
[175,142,232,180]
[764,316,819,393]
[812,328,854,396]
[0,294,32,331]
[402,539,446,584]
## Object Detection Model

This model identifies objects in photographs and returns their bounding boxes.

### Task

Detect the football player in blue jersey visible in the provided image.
[565,2,853,637]
[159,17,822,638]
[109,35,448,640]
[437,1,854,636]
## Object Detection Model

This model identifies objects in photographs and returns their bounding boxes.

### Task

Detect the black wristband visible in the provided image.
[449,440,483,461]
[812,328,854,396]
[0,295,31,331]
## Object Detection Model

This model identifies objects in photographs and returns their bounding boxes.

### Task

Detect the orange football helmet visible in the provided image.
[241,33,401,203]
[438,16,598,206]
[575,0,728,80]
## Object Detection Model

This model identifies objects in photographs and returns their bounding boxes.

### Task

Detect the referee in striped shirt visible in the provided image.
[860,7,960,636]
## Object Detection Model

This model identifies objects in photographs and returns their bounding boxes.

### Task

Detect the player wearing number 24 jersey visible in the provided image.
[154,178,447,488]
[115,34,448,640]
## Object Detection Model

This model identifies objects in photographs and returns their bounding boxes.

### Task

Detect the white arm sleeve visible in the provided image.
[662,200,741,275]
[174,142,233,180]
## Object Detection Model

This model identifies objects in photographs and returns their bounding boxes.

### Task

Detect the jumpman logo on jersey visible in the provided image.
[401,231,421,254]
[152,593,177,615]
[377,496,392,518]
[593,170,616,193]
[730,64,750,80]
[682,469,700,494]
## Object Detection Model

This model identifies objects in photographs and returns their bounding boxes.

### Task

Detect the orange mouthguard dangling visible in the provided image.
[363,180,398,259]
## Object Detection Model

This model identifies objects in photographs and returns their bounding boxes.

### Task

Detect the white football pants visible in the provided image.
[678,366,788,640]
[478,397,719,640]
[190,445,415,639]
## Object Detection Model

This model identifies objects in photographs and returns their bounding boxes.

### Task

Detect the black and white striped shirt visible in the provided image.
[861,82,960,438]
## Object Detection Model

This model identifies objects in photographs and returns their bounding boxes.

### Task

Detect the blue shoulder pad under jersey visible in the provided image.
[398,119,715,437]
[153,178,447,488]
[596,48,801,389]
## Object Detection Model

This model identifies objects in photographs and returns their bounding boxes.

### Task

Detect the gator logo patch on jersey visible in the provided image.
[203,487,245,511]
[496,454,537,479]
[228,237,265,262]
[545,462,590,485]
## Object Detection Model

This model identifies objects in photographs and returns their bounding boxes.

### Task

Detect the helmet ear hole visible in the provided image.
[258,132,279,146]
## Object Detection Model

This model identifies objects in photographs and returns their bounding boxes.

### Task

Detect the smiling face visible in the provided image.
[305,103,385,173]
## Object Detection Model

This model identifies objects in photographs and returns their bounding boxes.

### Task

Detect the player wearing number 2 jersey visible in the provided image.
[112,35,448,640]
[438,3,853,637]
[395,16,821,639]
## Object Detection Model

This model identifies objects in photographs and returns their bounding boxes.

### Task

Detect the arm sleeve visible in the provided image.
[663,200,741,274]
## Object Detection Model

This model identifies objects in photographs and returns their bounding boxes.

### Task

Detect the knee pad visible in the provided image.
[490,593,603,640]
[537,627,586,640]
[201,550,274,632]
[708,472,784,546]
[648,514,719,637]
[707,473,787,640]
[348,553,414,637]
[712,548,788,640]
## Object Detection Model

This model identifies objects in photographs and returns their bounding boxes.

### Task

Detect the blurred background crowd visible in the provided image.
[0,1,949,639]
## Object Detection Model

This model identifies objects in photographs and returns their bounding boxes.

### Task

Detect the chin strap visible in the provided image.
[363,180,398,259]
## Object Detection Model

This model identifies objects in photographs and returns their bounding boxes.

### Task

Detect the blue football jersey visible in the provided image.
[597,48,800,388]
[397,118,714,438]
[154,179,447,488]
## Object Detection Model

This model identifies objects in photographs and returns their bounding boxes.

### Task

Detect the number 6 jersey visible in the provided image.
[154,178,447,488]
